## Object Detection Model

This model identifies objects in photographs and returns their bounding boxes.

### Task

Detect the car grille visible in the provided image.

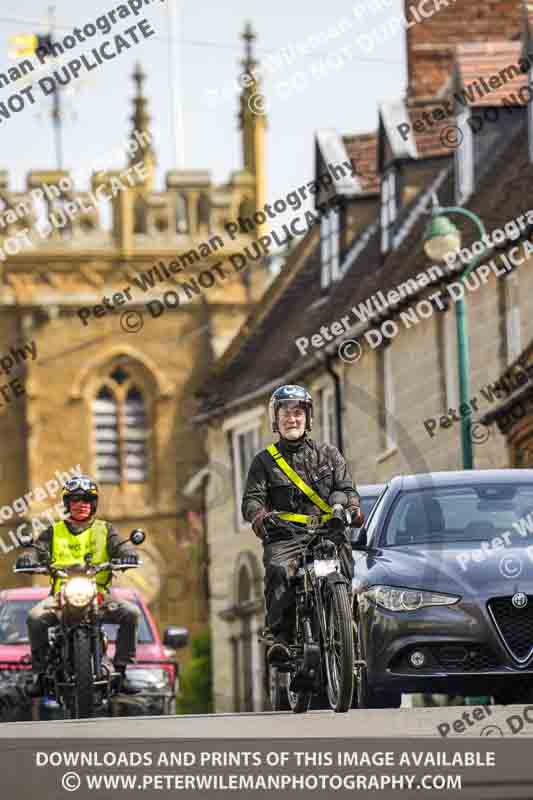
[0,664,32,721]
[488,596,533,662]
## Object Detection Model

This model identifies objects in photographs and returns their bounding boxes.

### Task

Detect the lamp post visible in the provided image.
[423,205,488,470]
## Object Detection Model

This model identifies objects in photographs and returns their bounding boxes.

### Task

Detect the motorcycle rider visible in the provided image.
[17,475,141,696]
[242,384,362,663]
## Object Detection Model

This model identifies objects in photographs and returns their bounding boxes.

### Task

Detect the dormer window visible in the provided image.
[455,106,474,204]
[380,167,398,254]
[320,207,341,290]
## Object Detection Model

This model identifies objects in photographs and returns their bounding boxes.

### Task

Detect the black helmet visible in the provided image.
[268,384,313,433]
[62,474,99,516]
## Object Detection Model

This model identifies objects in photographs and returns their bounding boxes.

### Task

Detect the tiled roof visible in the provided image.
[195,159,448,418]
[197,110,533,421]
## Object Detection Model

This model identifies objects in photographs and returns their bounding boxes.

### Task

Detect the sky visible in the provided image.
[0,0,406,210]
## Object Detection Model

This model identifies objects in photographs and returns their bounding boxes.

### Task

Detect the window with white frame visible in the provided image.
[316,385,337,446]
[230,423,261,529]
[380,167,398,254]
[320,207,341,289]
[436,310,457,413]
[455,107,474,205]
[499,272,521,366]
[377,344,396,452]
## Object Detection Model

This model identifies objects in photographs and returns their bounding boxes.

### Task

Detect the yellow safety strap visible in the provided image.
[266,444,333,524]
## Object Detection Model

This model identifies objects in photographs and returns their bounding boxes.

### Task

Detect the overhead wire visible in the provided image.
[0,14,403,64]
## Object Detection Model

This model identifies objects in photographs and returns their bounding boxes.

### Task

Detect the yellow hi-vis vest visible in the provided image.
[51,519,110,594]
[266,443,333,524]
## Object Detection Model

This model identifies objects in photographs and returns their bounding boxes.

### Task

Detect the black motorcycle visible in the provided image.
[13,528,145,719]
[260,493,355,714]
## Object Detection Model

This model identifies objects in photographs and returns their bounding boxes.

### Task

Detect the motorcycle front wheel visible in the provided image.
[70,627,94,719]
[324,582,354,712]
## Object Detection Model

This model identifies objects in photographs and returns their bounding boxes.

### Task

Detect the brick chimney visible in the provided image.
[405,0,524,104]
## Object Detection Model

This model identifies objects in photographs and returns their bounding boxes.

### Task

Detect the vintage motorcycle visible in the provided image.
[13,528,145,719]
[260,492,356,714]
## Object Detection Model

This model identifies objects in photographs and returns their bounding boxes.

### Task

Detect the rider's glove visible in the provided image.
[251,509,269,540]
[122,554,139,566]
[16,555,36,569]
[348,497,364,527]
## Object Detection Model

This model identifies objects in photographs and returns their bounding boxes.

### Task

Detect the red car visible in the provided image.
[0,586,188,720]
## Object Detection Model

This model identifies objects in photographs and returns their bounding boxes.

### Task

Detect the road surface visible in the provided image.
[0,704,532,737]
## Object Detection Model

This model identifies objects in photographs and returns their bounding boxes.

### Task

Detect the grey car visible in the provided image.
[351,470,533,707]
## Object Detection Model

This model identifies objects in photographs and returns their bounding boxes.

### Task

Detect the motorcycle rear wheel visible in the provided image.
[324,582,354,712]
[71,628,94,719]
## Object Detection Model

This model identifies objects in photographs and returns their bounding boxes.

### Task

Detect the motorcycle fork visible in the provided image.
[90,608,103,679]
[297,585,321,677]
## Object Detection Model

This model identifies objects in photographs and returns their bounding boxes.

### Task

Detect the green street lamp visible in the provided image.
[423,204,489,470]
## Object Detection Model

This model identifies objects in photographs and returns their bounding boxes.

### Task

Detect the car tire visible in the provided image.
[352,619,401,710]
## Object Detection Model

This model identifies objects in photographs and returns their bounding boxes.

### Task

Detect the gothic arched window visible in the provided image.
[92,366,149,484]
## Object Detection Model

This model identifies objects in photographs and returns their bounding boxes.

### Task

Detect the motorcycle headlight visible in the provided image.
[313,558,340,577]
[364,585,460,612]
[64,577,95,608]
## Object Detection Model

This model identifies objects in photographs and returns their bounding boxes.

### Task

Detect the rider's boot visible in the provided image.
[267,632,291,665]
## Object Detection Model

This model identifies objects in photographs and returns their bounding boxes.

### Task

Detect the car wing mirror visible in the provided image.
[163,625,189,649]
[351,527,368,549]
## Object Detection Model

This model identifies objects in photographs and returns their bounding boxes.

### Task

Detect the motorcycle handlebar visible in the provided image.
[14,561,141,576]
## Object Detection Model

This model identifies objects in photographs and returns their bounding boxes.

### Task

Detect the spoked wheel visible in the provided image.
[324,583,354,712]
[268,665,290,711]
[71,628,94,719]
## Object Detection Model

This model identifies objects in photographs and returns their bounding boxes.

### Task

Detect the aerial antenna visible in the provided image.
[166,0,185,167]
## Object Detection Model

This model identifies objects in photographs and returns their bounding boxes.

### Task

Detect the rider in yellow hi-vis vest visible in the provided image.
[242,385,363,663]
[50,519,111,595]
[21,474,141,697]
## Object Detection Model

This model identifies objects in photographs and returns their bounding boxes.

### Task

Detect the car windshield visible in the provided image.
[0,599,34,644]
[0,598,154,645]
[382,483,533,547]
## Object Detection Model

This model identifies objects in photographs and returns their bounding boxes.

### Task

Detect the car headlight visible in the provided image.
[126,668,172,691]
[64,577,95,608]
[364,585,460,612]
